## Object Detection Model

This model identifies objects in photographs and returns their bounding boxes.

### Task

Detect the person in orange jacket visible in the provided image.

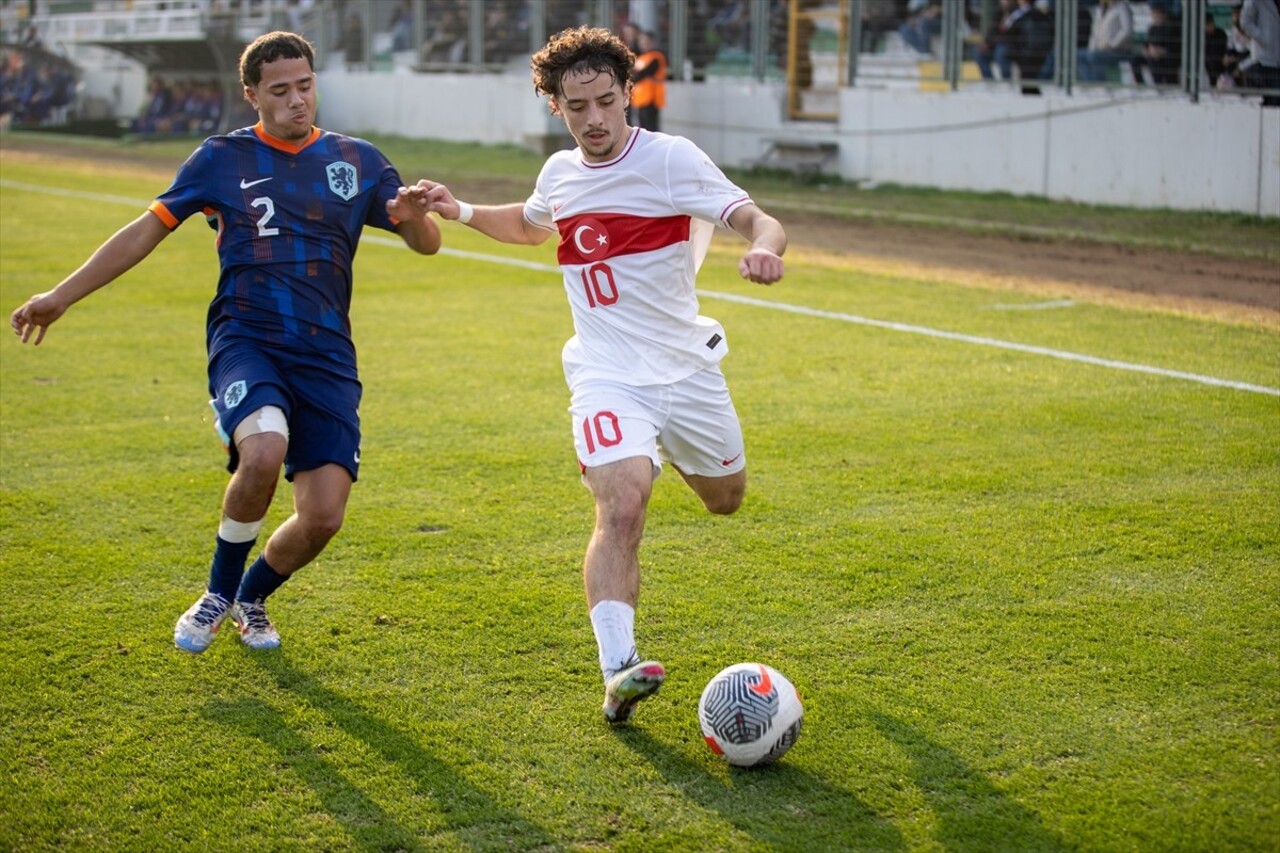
[631,29,667,132]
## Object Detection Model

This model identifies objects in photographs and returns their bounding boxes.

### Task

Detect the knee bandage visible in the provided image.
[232,405,289,445]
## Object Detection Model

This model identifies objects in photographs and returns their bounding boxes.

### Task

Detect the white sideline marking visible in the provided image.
[704,291,1280,397]
[1,180,153,208]
[6,179,1276,397]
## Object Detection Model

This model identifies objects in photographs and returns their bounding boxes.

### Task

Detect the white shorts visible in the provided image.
[569,367,746,478]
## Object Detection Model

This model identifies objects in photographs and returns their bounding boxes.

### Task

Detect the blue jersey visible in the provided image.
[150,123,404,380]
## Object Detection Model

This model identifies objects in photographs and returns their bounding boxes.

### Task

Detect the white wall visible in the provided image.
[318,68,567,153]
[316,70,1280,217]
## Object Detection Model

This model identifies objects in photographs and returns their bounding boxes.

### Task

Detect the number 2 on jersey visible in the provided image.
[251,196,280,237]
[580,262,618,308]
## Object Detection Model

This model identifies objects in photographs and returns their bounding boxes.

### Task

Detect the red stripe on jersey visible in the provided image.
[719,196,752,223]
[556,212,689,266]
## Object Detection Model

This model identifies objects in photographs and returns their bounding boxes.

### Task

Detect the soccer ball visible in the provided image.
[698,662,803,767]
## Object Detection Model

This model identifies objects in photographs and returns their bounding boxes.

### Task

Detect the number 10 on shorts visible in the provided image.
[582,410,621,454]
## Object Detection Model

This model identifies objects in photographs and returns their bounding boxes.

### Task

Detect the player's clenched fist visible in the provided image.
[739,248,784,285]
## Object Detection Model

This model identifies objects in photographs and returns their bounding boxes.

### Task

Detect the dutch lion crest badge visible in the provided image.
[326,161,358,201]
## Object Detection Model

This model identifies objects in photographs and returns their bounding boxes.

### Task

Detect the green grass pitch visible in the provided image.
[1,144,1277,852]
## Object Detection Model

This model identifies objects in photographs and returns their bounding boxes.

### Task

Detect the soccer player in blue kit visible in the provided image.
[9,31,442,653]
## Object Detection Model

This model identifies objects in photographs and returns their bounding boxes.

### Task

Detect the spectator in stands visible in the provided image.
[631,29,667,131]
[619,21,641,54]
[421,2,467,65]
[898,0,943,56]
[768,0,788,66]
[483,3,524,64]
[859,0,905,54]
[687,0,716,79]
[547,0,587,35]
[153,80,192,134]
[1006,0,1053,91]
[390,1,413,52]
[0,51,18,126]
[1038,1,1093,81]
[1235,0,1280,105]
[710,0,749,52]
[0,48,75,128]
[976,0,1021,81]
[173,80,223,135]
[128,77,224,137]
[1204,11,1229,87]
[1077,0,1134,82]
[1221,5,1253,87]
[132,75,173,134]
[1135,3,1182,86]
[339,9,365,70]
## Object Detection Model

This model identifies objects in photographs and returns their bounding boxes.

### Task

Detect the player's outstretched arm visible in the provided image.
[727,204,787,286]
[419,179,552,247]
[388,182,442,255]
[10,211,170,345]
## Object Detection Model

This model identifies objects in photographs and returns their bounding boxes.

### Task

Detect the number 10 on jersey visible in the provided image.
[580,262,618,308]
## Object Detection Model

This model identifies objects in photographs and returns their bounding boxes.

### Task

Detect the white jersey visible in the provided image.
[523,128,753,387]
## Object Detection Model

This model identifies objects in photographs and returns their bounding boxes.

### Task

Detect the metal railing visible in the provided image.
[18,0,1280,107]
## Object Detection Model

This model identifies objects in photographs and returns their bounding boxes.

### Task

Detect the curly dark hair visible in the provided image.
[239,31,315,88]
[531,26,635,103]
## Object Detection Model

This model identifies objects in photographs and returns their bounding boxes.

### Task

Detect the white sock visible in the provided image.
[590,600,637,680]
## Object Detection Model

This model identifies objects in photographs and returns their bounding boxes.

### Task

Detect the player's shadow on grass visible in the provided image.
[614,727,906,851]
[203,697,428,852]
[203,653,557,852]
[869,710,1071,852]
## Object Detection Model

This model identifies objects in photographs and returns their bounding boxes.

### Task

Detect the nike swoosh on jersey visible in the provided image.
[749,665,773,697]
[240,177,273,189]
[720,453,743,467]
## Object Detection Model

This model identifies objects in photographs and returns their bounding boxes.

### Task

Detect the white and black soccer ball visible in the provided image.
[698,662,803,767]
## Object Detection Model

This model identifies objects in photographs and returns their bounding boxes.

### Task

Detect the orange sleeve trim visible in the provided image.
[148,200,180,230]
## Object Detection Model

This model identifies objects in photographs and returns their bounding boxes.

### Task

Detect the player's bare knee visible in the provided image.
[235,435,286,474]
[300,507,345,544]
[704,490,744,515]
[683,469,744,515]
[233,406,288,473]
[598,498,647,539]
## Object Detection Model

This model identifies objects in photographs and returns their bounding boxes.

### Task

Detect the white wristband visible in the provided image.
[456,200,474,224]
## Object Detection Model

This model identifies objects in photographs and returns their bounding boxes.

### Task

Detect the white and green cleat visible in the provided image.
[602,659,666,725]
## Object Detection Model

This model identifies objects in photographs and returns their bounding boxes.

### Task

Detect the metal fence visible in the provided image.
[9,0,1278,109]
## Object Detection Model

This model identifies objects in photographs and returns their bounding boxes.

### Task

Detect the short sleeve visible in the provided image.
[665,137,752,226]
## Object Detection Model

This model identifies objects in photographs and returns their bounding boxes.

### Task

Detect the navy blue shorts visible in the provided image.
[208,344,362,482]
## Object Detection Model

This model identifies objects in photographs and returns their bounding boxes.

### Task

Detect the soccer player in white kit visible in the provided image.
[421,26,787,725]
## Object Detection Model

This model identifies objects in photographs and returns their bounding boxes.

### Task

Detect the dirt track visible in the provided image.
[769,213,1280,328]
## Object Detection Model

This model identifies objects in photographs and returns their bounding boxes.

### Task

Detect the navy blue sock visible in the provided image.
[208,536,255,601]
[236,555,289,603]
